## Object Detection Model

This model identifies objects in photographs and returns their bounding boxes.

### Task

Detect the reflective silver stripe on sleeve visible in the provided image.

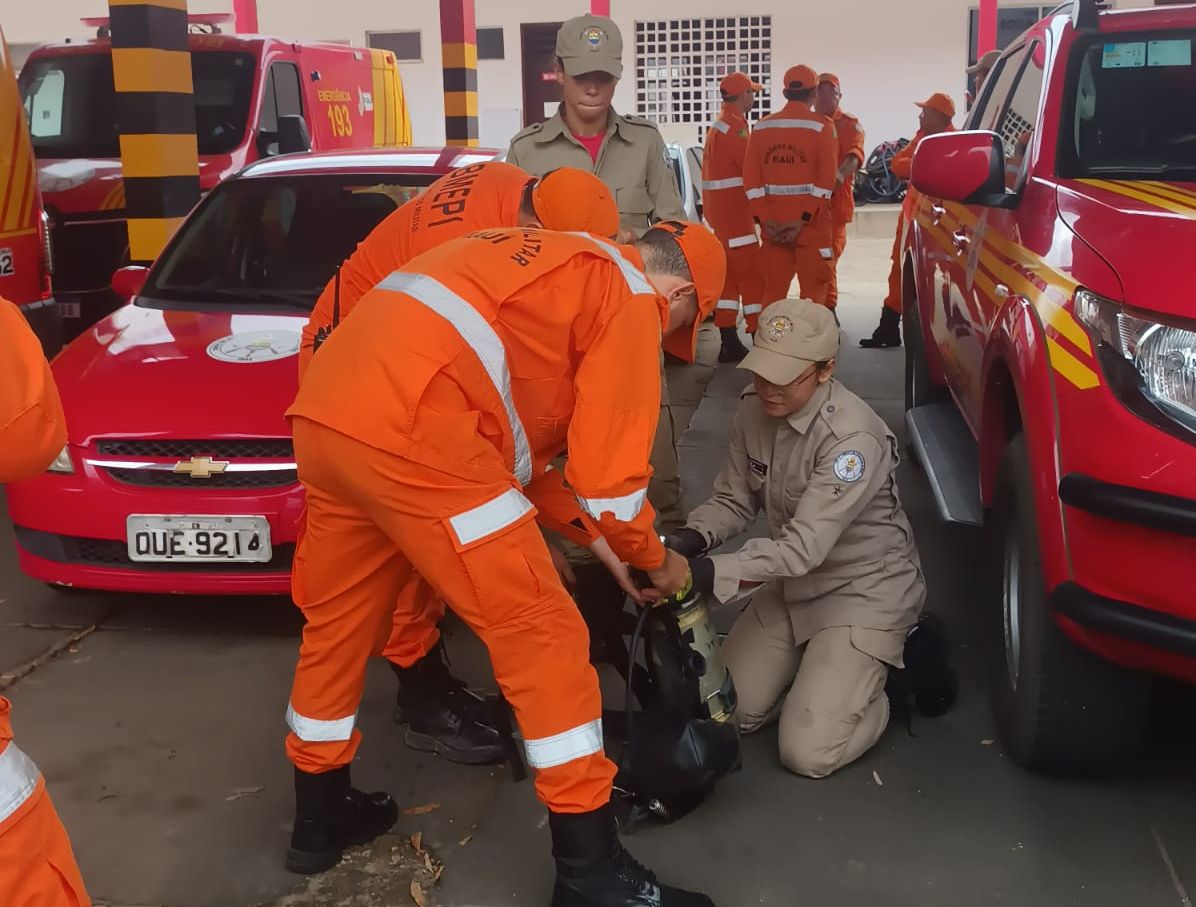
[578,486,649,522]
[743,304,763,315]
[754,119,825,132]
[711,120,730,134]
[570,234,655,296]
[715,299,739,311]
[745,187,765,200]
[763,183,833,199]
[727,233,757,248]
[378,272,533,486]
[0,744,40,825]
[702,177,743,190]
[820,247,835,259]
[523,719,604,769]
[286,705,357,742]
[448,488,534,547]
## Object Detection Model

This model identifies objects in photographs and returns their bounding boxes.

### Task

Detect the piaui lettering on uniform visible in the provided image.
[470,230,514,245]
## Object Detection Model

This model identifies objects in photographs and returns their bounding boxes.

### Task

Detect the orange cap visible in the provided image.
[818,72,840,90]
[720,71,763,96]
[783,64,818,91]
[915,92,956,120]
[648,221,727,363]
[531,168,620,238]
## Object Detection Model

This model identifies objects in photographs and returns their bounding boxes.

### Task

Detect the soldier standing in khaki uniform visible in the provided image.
[668,298,926,778]
[508,15,696,610]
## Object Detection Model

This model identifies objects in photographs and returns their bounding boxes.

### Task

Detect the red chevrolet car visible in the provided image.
[6,147,497,595]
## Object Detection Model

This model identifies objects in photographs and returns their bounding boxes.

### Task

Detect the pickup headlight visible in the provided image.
[1076,289,1196,436]
[47,445,74,475]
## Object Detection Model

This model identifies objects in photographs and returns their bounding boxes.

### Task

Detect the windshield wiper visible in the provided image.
[139,286,315,311]
[1086,164,1196,179]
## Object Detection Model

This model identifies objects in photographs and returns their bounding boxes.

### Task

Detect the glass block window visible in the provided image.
[634,16,772,141]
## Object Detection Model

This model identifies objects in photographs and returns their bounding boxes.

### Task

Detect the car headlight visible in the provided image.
[47,445,74,475]
[1076,288,1196,436]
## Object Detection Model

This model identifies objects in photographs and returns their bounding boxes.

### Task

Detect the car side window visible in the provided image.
[998,43,1045,193]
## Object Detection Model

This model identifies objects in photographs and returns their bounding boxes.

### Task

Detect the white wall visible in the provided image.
[1,0,1153,152]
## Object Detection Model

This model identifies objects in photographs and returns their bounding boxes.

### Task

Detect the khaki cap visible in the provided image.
[740,299,839,385]
[967,49,1001,76]
[556,15,623,78]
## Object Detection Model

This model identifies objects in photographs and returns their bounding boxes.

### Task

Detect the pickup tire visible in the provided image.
[903,289,948,413]
[985,434,1151,773]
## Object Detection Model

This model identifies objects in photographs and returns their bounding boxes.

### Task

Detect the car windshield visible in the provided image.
[141,174,432,311]
[20,50,256,158]
[1063,32,1196,179]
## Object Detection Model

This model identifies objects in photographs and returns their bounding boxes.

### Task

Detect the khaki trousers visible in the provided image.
[722,597,890,779]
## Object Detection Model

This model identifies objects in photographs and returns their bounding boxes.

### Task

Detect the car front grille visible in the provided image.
[97,439,294,459]
[105,467,298,488]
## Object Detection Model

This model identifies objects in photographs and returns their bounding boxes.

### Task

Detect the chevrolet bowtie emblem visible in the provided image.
[173,457,230,479]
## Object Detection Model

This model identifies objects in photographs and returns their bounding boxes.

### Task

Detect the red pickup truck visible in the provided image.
[904,0,1196,772]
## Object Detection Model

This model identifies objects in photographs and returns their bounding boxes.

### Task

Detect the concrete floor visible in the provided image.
[3,237,1196,907]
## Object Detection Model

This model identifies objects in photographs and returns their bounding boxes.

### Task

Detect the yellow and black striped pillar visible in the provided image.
[440,0,478,147]
[108,0,200,264]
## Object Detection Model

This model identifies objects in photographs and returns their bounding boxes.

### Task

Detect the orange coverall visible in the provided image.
[744,102,838,308]
[285,229,668,812]
[827,108,865,310]
[882,127,955,313]
[299,161,606,669]
[0,302,90,906]
[702,103,764,334]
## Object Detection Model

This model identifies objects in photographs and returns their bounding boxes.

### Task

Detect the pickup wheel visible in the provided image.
[903,292,948,413]
[984,434,1151,774]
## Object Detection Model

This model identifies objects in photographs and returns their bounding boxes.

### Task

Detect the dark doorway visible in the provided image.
[521,22,563,127]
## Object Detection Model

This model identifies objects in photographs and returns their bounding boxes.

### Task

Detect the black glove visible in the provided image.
[664,528,708,558]
[688,556,715,596]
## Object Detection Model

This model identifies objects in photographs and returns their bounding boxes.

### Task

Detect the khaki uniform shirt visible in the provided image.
[507,108,687,236]
[685,379,924,665]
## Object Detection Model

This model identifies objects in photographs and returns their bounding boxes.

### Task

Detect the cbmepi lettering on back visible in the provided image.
[427,163,487,227]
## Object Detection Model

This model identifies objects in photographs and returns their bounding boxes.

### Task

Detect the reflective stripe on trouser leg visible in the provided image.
[0,744,40,825]
[290,422,615,811]
[727,241,765,333]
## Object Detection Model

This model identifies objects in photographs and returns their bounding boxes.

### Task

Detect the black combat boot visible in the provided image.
[393,647,505,765]
[886,613,959,719]
[859,306,902,348]
[717,326,750,363]
[286,766,397,874]
[550,805,715,907]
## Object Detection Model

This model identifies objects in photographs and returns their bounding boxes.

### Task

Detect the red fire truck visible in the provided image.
[19,14,411,338]
[0,24,56,353]
[905,0,1196,772]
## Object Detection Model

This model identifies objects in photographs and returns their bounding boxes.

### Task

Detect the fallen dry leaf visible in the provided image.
[225,786,264,802]
[403,802,440,816]
[424,852,436,873]
[410,831,423,854]
[459,834,473,846]
[981,739,995,746]
[410,879,427,907]
[872,770,884,787]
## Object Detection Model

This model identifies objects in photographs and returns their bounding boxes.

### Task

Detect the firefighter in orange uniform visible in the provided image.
[860,92,955,348]
[0,297,91,907]
[301,162,624,768]
[702,71,766,363]
[282,222,724,906]
[744,64,839,312]
[814,73,865,311]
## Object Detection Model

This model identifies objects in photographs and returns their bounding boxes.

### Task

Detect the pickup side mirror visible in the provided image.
[911,130,1011,207]
[278,114,312,155]
[111,265,150,301]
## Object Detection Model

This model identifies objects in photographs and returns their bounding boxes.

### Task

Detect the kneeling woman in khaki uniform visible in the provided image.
[671,298,924,779]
